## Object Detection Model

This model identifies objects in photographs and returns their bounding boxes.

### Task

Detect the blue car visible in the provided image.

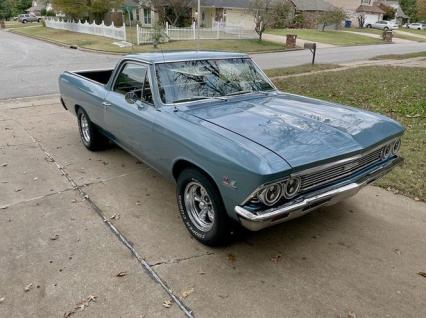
[59,51,404,245]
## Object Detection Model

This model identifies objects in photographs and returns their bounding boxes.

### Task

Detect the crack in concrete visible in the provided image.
[17,121,195,318]
[150,252,215,268]
[0,188,75,210]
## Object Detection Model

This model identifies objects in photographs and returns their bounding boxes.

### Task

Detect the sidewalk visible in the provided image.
[262,33,336,48]
[343,30,417,44]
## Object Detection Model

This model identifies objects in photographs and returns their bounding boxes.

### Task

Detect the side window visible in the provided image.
[113,63,153,105]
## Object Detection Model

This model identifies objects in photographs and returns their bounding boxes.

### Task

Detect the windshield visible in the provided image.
[155,58,274,104]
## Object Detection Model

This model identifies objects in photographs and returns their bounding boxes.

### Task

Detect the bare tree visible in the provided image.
[250,0,277,40]
[142,0,192,26]
[357,13,366,28]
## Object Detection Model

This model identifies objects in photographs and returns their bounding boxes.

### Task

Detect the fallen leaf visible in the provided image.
[1,163,7,167]
[0,206,7,210]
[270,254,282,263]
[33,177,38,181]
[64,295,97,317]
[348,312,357,318]
[24,283,33,292]
[181,287,194,298]
[414,197,420,201]
[227,253,236,264]
[116,271,128,277]
[0,297,4,303]
[105,213,120,222]
[162,299,172,308]
[418,272,426,278]
[15,187,23,192]
[393,249,401,256]
[405,114,420,118]
[50,234,59,241]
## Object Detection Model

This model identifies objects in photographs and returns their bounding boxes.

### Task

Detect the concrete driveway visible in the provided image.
[1,95,425,317]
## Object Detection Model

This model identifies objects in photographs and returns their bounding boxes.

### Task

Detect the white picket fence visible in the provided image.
[136,22,256,44]
[45,18,126,41]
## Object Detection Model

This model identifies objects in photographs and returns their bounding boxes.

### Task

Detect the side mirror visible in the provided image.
[125,91,138,104]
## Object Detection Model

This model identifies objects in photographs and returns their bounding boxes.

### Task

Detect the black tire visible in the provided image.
[22,20,27,24]
[77,108,108,151]
[367,24,372,28]
[384,27,389,30]
[37,18,41,23]
[177,168,233,246]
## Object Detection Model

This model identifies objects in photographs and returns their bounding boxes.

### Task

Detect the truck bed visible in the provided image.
[74,69,114,85]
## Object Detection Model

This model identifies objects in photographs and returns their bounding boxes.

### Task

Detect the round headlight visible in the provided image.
[283,177,301,199]
[381,143,392,160]
[259,183,282,206]
[392,138,401,155]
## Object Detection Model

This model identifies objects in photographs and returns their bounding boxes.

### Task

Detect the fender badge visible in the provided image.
[223,176,237,189]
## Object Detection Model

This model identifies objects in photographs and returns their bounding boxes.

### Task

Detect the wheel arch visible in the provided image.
[173,159,215,183]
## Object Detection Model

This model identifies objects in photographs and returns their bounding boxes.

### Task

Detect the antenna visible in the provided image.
[197,0,200,51]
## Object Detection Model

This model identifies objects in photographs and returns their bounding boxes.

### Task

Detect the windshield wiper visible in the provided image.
[173,96,211,103]
[173,96,227,103]
[226,90,252,96]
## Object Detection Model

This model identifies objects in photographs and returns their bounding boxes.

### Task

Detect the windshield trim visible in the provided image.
[153,57,277,107]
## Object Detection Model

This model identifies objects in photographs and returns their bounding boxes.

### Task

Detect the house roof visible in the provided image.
[197,0,251,9]
[356,4,385,14]
[291,0,334,11]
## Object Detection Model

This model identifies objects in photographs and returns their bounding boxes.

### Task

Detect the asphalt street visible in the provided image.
[1,30,426,99]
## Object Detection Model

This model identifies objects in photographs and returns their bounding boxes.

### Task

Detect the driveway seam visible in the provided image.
[149,252,216,268]
[19,123,195,318]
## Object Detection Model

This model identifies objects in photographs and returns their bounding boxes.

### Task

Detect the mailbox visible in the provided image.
[304,42,317,65]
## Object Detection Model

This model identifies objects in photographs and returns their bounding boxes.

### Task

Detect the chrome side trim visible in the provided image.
[235,156,403,231]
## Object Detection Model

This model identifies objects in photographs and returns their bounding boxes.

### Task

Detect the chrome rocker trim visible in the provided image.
[235,157,403,231]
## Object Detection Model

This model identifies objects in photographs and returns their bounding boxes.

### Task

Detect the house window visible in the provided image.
[361,0,371,4]
[144,8,151,25]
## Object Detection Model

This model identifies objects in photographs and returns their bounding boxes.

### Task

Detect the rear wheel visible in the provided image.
[22,20,28,24]
[367,24,372,28]
[37,18,41,23]
[384,27,389,30]
[177,168,234,246]
[77,108,108,151]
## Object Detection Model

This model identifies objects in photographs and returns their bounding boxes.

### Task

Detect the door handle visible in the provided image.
[102,102,111,107]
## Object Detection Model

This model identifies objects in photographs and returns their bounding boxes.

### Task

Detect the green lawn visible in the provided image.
[267,28,383,46]
[11,25,285,54]
[271,66,426,200]
[399,28,426,36]
[265,64,341,78]
[371,51,426,60]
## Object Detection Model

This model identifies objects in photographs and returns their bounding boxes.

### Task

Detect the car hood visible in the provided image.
[184,93,404,168]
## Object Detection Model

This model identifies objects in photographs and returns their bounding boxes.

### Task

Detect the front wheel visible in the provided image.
[22,20,28,24]
[37,18,41,23]
[177,168,233,246]
[367,24,372,28]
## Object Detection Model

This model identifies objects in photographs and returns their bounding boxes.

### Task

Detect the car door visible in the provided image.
[103,61,157,163]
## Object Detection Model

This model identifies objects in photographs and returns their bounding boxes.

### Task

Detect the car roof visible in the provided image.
[124,51,248,64]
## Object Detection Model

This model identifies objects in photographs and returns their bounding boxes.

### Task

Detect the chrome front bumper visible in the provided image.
[235,157,403,231]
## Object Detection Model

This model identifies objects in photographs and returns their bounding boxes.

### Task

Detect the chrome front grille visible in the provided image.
[300,147,384,191]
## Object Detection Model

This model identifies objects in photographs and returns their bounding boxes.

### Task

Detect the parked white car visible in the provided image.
[365,20,399,30]
[407,23,425,30]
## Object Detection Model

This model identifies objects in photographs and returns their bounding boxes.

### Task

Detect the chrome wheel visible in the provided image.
[184,181,215,232]
[80,113,91,143]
